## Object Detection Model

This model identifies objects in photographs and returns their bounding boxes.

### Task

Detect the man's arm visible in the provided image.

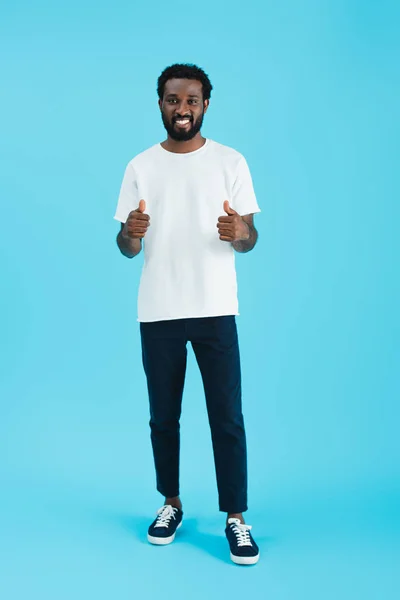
[116,223,142,258]
[232,214,259,254]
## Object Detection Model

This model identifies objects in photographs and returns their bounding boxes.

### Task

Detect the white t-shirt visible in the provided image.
[114,139,261,323]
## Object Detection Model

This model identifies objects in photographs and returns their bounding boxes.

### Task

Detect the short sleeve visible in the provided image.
[113,162,140,223]
[231,156,261,216]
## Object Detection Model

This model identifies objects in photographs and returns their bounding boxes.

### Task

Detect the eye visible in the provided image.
[188,99,198,104]
[167,99,178,104]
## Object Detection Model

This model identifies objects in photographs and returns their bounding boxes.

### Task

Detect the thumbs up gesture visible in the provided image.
[217,201,250,242]
[122,200,150,240]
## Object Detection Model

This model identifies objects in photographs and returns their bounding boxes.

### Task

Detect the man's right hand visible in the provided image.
[122,200,150,240]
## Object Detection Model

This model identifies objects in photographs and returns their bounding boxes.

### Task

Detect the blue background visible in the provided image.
[0,0,399,598]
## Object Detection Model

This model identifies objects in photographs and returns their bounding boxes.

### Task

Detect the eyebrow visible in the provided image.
[165,93,200,98]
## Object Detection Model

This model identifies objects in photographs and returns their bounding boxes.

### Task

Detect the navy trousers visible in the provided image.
[140,315,248,514]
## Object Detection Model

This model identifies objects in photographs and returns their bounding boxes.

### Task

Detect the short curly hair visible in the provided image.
[157,63,213,101]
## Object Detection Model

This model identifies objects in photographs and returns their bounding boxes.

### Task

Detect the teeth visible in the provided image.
[176,119,190,124]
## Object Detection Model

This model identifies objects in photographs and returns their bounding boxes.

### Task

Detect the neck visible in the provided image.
[161,133,206,154]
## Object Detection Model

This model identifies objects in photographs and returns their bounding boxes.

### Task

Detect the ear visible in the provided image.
[203,99,210,114]
[158,99,162,111]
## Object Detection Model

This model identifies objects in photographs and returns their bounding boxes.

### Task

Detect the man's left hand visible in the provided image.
[217,201,250,242]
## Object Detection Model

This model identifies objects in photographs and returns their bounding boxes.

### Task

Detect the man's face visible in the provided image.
[159,78,209,142]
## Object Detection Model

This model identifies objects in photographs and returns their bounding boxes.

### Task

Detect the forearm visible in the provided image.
[232,226,258,253]
[116,230,142,258]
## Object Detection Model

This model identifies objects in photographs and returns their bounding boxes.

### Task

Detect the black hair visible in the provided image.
[157,63,213,101]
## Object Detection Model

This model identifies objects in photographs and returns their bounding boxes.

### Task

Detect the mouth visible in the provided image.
[174,118,192,128]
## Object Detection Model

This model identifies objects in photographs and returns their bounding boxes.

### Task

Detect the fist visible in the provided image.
[122,200,150,240]
[217,201,250,242]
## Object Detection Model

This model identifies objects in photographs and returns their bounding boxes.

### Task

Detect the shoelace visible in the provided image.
[229,519,253,547]
[154,505,178,529]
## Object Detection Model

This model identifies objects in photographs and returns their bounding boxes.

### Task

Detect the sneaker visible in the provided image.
[147,505,183,545]
[225,518,260,565]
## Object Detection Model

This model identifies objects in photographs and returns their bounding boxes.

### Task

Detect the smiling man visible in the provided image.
[114,64,261,565]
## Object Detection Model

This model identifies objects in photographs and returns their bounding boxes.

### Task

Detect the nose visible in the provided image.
[174,100,192,116]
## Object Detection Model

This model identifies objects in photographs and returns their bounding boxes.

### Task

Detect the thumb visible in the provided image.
[137,199,146,213]
[224,200,237,216]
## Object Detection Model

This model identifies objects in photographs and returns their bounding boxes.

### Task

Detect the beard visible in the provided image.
[161,109,204,142]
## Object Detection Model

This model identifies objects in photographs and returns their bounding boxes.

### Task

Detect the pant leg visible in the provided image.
[189,316,248,514]
[140,319,188,499]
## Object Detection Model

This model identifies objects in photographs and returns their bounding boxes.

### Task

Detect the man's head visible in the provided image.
[157,64,213,142]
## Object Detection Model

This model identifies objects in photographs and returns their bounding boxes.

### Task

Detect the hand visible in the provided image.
[217,201,250,242]
[122,200,150,240]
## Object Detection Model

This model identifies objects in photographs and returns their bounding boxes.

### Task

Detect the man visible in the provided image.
[114,64,261,565]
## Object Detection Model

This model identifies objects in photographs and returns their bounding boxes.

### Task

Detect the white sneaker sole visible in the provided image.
[230,552,260,565]
[147,521,182,545]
